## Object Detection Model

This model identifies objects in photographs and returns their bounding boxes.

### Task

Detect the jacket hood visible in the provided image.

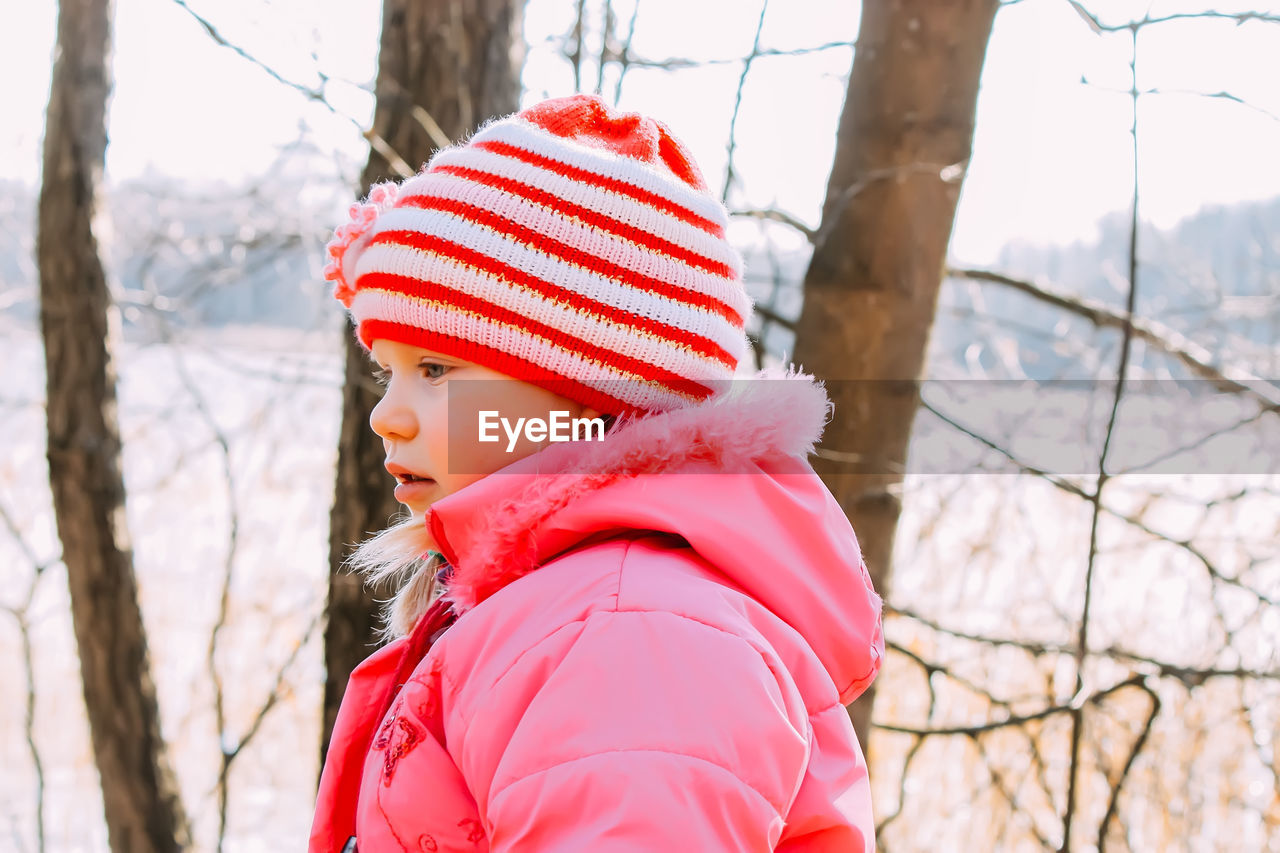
[425,365,884,703]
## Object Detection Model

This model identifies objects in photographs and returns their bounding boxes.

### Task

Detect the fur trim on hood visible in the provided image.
[428,364,833,615]
[365,363,883,703]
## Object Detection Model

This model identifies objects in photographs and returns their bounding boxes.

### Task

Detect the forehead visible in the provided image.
[369,339,454,363]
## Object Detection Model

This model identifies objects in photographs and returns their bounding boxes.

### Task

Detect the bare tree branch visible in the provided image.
[1141,87,1280,124]
[888,605,1280,683]
[1067,5,1280,34]
[947,267,1280,411]
[611,0,643,103]
[919,396,1279,609]
[0,604,45,853]
[223,611,324,764]
[169,346,240,853]
[169,0,417,176]
[594,38,857,69]
[876,674,1151,737]
[1097,680,1161,852]
[569,0,588,92]
[722,0,771,204]
[730,206,816,240]
[1064,29,1143,846]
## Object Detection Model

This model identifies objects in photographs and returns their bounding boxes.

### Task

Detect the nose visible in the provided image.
[369,380,417,442]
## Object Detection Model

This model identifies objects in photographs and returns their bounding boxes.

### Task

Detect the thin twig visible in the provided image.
[730,207,816,240]
[0,606,46,853]
[597,0,614,95]
[569,0,588,92]
[945,268,1280,410]
[170,345,240,853]
[597,39,856,69]
[612,0,642,103]
[917,398,1279,608]
[1097,680,1161,851]
[169,0,415,176]
[1141,87,1280,124]
[888,605,1280,683]
[875,674,1150,737]
[722,0,770,205]
[1063,29,1142,849]
[223,610,324,763]
[0,499,52,853]
[1067,5,1280,34]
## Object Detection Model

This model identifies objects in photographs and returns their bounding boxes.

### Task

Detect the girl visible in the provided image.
[311,94,883,852]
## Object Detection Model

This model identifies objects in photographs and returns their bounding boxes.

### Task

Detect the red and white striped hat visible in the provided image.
[323,94,752,416]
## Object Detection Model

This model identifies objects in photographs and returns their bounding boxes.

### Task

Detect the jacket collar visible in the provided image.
[426,364,832,615]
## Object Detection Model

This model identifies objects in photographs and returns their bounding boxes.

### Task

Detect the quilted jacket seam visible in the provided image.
[490,747,786,820]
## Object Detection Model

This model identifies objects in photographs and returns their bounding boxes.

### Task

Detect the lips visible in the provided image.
[386,462,436,504]
[386,462,431,482]
[393,479,436,504]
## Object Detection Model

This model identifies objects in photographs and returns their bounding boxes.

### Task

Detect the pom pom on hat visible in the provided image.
[324,180,400,307]
[322,94,753,416]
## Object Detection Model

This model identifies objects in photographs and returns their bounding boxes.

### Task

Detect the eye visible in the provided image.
[372,367,391,387]
[421,361,452,381]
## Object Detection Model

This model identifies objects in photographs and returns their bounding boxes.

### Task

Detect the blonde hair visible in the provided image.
[345,514,442,641]
[351,413,620,641]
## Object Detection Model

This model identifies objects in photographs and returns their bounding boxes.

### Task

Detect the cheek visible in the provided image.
[445,422,521,478]
[444,388,557,477]
[441,401,499,478]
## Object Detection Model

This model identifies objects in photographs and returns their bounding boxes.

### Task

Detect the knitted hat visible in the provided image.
[323,94,752,416]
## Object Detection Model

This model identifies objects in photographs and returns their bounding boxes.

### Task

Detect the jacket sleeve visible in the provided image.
[467,607,812,851]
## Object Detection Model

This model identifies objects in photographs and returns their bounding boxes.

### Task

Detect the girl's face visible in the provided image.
[369,339,602,519]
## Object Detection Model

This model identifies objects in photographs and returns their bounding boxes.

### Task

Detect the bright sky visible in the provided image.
[4,0,1279,265]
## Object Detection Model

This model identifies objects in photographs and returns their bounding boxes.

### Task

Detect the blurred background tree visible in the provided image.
[321,0,524,771]
[793,0,1000,748]
[36,0,189,849]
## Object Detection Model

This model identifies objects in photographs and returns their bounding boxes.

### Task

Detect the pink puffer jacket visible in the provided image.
[310,369,884,851]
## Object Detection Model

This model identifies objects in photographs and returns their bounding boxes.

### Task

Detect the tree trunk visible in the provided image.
[792,0,999,747]
[36,0,190,850]
[321,0,525,765]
